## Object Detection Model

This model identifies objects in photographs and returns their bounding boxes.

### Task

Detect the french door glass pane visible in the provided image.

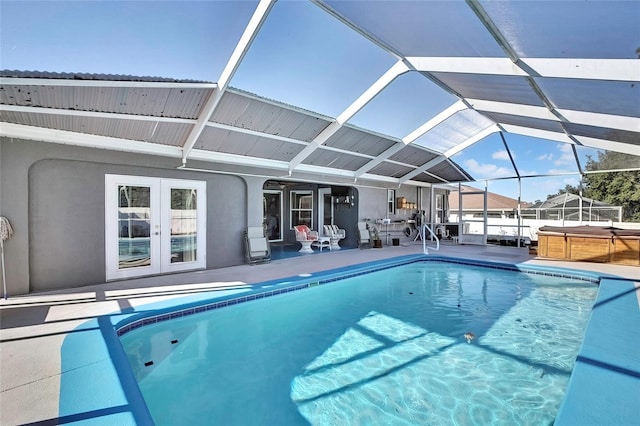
[118,185,151,269]
[170,188,197,263]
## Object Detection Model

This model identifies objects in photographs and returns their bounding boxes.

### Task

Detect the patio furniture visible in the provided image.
[313,236,331,252]
[357,222,371,249]
[244,226,271,264]
[294,225,318,253]
[323,224,345,250]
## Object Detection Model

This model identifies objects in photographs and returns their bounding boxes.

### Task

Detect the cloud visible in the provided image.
[553,144,576,166]
[518,169,539,177]
[520,176,581,203]
[537,153,553,161]
[521,179,564,202]
[492,150,512,161]
[558,143,573,153]
[463,159,513,178]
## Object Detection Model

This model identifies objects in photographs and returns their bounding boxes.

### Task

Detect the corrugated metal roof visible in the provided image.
[0,70,212,83]
[0,110,158,142]
[1,0,639,191]
[211,91,330,142]
[428,160,470,183]
[414,110,496,153]
[302,148,371,171]
[196,126,303,161]
[324,126,397,156]
[0,84,211,119]
[368,162,415,179]
[389,145,438,167]
[0,74,491,185]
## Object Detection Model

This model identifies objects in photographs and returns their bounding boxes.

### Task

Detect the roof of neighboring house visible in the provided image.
[448,185,531,211]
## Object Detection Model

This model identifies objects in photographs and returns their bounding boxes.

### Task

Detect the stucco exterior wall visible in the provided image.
[0,137,437,296]
[0,138,251,295]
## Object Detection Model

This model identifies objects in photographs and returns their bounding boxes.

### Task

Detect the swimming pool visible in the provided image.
[118,259,598,424]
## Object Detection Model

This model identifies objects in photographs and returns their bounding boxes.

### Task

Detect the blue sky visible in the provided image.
[0,0,612,203]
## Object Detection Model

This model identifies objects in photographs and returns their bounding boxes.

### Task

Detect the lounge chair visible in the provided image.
[323,224,345,250]
[244,226,271,264]
[294,224,318,253]
[357,222,371,248]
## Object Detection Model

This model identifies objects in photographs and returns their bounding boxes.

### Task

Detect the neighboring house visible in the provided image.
[448,185,531,222]
[523,193,622,222]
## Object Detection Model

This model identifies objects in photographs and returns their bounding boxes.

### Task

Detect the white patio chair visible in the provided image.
[357,222,371,249]
[294,224,318,253]
[244,226,271,264]
[323,224,345,250]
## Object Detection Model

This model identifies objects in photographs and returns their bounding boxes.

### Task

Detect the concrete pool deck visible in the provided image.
[1,242,638,425]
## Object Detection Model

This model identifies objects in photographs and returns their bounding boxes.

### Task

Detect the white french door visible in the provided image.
[105,175,206,280]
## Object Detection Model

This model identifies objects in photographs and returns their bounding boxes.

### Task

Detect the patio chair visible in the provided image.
[244,226,271,264]
[357,222,371,249]
[323,224,345,250]
[294,224,318,253]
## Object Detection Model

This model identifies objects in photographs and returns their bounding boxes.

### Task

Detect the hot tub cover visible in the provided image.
[538,226,640,237]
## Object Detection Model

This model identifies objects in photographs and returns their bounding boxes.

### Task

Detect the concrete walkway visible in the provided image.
[1,242,638,425]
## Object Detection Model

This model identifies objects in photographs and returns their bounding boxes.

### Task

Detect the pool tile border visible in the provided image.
[116,256,600,337]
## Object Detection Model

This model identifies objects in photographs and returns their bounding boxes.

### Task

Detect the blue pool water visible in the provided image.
[119,261,598,425]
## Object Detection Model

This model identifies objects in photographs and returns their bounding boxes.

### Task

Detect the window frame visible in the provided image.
[290,190,313,229]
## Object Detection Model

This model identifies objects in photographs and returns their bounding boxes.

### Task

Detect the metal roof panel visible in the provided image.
[302,149,370,171]
[0,110,156,141]
[429,72,544,107]
[369,161,414,178]
[211,91,330,142]
[413,110,496,153]
[389,145,438,167]
[325,126,397,156]
[197,126,303,161]
[0,83,210,119]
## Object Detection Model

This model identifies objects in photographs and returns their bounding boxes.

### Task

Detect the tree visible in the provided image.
[582,151,640,222]
[546,184,580,200]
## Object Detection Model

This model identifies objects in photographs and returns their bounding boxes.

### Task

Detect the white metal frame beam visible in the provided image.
[180,0,275,165]
[287,60,409,173]
[1,123,183,157]
[402,100,469,145]
[398,124,500,184]
[353,100,467,179]
[195,121,381,159]
[468,99,640,132]
[1,123,438,186]
[500,123,640,156]
[443,124,500,158]
[406,57,640,82]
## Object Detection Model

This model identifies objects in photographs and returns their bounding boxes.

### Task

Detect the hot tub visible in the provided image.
[537,225,640,266]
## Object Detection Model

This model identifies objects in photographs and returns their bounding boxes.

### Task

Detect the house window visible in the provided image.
[290,191,313,228]
[387,189,396,215]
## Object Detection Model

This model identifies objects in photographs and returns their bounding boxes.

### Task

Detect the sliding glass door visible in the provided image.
[105,175,206,280]
[263,190,283,242]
